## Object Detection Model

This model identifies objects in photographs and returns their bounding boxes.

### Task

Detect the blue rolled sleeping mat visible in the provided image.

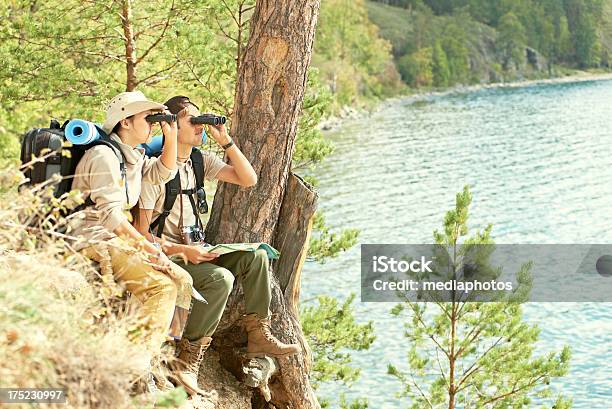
[64,119,102,145]
[141,134,164,156]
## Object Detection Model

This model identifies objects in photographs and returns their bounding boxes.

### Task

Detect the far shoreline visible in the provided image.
[386,70,612,104]
[320,70,612,131]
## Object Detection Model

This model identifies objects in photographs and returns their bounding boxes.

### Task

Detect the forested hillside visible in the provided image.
[368,0,612,85]
[311,0,612,102]
[311,0,404,109]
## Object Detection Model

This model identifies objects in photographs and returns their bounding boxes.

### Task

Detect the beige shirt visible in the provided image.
[139,149,225,244]
[69,133,176,250]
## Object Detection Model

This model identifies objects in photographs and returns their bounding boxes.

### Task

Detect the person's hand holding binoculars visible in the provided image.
[158,110,178,141]
[146,109,191,141]
[206,120,231,146]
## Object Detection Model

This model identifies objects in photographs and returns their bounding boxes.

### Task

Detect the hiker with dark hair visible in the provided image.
[135,96,300,397]
[69,91,196,392]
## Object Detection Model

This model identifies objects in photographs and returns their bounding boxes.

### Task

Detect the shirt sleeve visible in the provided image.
[77,147,129,233]
[141,155,177,185]
[140,181,163,210]
[202,150,227,181]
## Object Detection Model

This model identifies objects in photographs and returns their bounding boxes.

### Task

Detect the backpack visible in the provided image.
[149,147,207,238]
[20,119,126,201]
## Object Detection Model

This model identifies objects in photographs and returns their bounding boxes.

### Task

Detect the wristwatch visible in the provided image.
[222,139,234,150]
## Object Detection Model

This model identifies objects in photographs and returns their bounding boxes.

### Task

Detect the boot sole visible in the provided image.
[182,384,207,397]
[246,350,300,359]
[169,372,206,397]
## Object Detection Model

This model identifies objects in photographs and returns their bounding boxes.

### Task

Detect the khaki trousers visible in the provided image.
[81,238,193,353]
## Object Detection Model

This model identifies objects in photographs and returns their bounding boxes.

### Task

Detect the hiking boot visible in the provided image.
[132,372,160,398]
[153,369,175,392]
[144,372,160,395]
[243,313,300,358]
[170,336,211,396]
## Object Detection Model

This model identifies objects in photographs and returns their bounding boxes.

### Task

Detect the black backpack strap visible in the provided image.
[50,119,62,129]
[151,172,181,237]
[191,148,204,190]
[191,148,208,215]
[150,148,207,237]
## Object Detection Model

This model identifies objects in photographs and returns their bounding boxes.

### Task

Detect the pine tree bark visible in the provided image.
[205,0,319,245]
[204,1,321,408]
[120,0,137,91]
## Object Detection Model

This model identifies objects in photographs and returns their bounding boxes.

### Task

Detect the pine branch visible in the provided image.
[134,61,179,87]
[456,335,504,389]
[21,88,98,103]
[436,348,450,389]
[404,300,451,360]
[136,0,175,65]
[291,159,317,171]
[215,16,239,43]
[410,372,435,409]
[434,300,453,321]
[480,375,546,406]
[454,323,485,359]
[455,304,507,359]
[456,330,526,392]
[220,0,241,28]
[3,33,125,63]
[180,57,233,114]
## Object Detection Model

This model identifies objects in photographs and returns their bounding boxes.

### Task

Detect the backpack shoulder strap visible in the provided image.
[189,147,208,217]
[191,148,204,189]
[91,134,127,191]
[150,172,181,237]
[149,148,206,237]
[75,129,128,209]
[88,127,125,168]
[91,139,125,166]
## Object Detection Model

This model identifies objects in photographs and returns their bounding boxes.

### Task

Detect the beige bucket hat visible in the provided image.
[102,91,167,134]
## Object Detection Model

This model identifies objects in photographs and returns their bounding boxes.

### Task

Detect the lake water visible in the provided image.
[301,78,612,408]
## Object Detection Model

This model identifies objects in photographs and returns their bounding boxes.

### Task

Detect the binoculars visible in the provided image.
[145,113,177,123]
[145,113,226,126]
[190,114,226,126]
[196,187,209,214]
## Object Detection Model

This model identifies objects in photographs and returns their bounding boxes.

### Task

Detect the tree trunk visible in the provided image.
[204,1,321,408]
[120,0,137,91]
[272,173,318,314]
[206,0,320,245]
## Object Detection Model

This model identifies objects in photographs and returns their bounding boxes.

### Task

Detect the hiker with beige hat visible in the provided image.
[69,91,198,389]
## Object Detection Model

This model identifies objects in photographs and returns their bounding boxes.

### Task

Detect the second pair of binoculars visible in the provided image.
[145,113,227,126]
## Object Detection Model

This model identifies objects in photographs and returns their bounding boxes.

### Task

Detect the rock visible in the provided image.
[526,47,546,71]
[242,356,279,402]
[47,267,91,294]
[339,105,361,119]
[4,253,91,295]
[318,117,340,131]
[193,348,252,409]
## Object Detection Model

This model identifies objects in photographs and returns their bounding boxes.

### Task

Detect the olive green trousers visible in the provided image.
[173,249,271,341]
